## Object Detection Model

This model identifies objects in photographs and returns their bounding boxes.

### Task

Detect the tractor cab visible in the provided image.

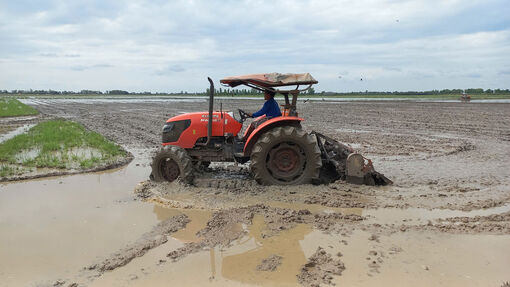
[221,72,318,118]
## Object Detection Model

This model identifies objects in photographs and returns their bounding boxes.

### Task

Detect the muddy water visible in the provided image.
[0,149,154,287]
[87,205,510,287]
[0,124,35,143]
[1,149,509,286]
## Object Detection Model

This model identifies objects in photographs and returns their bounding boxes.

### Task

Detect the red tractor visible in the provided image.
[151,73,390,186]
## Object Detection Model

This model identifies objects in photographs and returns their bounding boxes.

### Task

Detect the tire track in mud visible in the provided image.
[25,98,510,199]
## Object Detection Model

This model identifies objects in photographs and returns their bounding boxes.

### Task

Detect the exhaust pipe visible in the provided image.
[205,77,214,146]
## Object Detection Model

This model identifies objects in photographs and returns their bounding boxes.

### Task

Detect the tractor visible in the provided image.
[150,73,391,186]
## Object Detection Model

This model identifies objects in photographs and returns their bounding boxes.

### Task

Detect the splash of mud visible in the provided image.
[256,255,283,272]
[87,214,189,274]
[297,247,345,287]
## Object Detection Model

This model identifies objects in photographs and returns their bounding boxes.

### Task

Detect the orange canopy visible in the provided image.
[220,73,318,88]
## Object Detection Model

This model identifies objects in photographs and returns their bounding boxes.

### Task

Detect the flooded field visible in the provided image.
[1,99,509,286]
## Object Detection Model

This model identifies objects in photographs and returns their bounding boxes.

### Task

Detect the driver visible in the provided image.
[248,90,282,118]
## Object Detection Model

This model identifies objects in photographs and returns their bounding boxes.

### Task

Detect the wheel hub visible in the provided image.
[161,158,180,182]
[267,142,305,182]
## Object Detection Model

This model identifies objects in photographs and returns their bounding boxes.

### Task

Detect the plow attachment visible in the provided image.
[312,132,392,186]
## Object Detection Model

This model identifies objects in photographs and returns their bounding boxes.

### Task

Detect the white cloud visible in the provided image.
[0,0,509,92]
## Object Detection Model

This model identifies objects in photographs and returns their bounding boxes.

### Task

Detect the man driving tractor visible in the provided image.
[247,90,282,118]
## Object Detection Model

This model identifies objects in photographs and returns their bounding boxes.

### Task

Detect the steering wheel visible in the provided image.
[238,109,251,123]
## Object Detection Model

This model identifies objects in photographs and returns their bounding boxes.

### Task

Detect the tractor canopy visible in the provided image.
[220,73,318,88]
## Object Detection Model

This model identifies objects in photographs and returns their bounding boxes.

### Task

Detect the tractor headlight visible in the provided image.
[162,120,191,143]
[163,122,174,133]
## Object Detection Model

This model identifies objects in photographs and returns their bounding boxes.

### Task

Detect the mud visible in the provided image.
[5,98,509,286]
[21,99,510,211]
[87,214,189,274]
[153,204,364,270]
[423,210,510,234]
[297,247,345,287]
[256,254,283,272]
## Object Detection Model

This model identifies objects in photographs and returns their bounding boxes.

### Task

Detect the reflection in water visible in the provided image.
[221,215,312,286]
[210,248,216,280]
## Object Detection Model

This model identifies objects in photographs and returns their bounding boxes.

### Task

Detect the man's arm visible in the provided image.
[252,101,269,118]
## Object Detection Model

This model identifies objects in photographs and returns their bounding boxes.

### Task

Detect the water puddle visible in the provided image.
[0,149,152,287]
[0,124,35,143]
[152,204,212,243]
[19,98,206,105]
[0,115,38,123]
[86,205,510,287]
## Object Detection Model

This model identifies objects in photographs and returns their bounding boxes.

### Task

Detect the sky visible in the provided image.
[0,0,509,93]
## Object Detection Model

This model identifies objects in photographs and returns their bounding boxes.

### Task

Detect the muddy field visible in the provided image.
[1,98,509,286]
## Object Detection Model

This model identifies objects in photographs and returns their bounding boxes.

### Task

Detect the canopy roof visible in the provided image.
[220,73,318,88]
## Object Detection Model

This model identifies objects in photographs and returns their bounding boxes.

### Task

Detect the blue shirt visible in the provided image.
[252,97,282,118]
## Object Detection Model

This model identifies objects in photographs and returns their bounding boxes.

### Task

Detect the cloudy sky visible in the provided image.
[0,0,509,92]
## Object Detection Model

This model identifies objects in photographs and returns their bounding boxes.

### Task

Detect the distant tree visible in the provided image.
[108,90,129,95]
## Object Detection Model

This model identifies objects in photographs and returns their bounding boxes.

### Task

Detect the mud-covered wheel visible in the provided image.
[250,126,322,185]
[151,146,194,184]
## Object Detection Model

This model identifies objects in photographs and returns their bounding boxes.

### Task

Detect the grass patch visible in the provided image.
[0,120,127,177]
[0,97,39,117]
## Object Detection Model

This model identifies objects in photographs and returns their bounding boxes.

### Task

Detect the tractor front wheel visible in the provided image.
[250,126,322,185]
[151,146,194,184]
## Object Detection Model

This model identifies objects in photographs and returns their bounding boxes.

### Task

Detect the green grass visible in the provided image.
[0,97,39,117]
[0,120,127,177]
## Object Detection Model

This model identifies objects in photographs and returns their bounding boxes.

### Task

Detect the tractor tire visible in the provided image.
[250,126,322,185]
[151,145,194,184]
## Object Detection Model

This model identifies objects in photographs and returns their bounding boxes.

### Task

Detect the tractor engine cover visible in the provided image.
[162,111,242,148]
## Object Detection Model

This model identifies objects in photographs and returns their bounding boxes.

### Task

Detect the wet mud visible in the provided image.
[297,247,345,287]
[256,254,283,272]
[3,98,509,286]
[87,214,190,274]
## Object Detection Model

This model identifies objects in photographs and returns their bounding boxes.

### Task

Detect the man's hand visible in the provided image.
[247,112,253,117]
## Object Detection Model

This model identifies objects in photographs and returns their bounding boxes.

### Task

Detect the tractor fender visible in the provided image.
[243,116,304,155]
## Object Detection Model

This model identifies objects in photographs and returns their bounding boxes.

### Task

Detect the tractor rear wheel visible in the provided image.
[250,126,322,185]
[151,146,194,184]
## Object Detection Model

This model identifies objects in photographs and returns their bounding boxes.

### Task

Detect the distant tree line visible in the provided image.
[1,88,509,96]
[319,88,510,96]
